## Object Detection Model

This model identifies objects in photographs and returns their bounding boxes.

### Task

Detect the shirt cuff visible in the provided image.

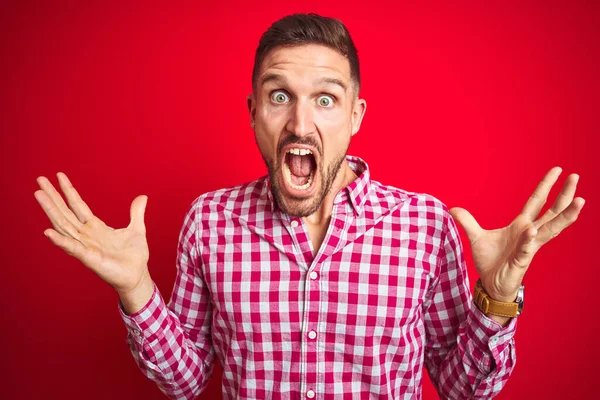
[117,282,171,349]
[464,302,517,374]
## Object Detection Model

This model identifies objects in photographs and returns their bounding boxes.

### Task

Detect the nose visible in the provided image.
[285,98,316,138]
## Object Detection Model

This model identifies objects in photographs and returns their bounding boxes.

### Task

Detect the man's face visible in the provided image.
[248,44,366,217]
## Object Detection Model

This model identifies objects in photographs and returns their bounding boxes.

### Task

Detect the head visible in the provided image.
[247,13,367,217]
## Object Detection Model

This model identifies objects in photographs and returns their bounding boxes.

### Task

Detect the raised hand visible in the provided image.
[449,167,585,306]
[34,172,153,312]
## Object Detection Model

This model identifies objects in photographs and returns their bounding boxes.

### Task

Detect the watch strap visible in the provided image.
[474,279,520,318]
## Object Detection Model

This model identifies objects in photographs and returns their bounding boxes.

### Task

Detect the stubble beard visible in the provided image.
[262,146,348,218]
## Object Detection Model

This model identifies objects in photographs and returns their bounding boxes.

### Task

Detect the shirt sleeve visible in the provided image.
[423,205,517,399]
[118,198,216,400]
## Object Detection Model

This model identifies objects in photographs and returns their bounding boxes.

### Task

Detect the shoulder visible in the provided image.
[368,179,451,226]
[185,175,270,224]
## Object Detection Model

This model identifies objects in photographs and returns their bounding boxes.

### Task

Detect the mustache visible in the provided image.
[277,136,322,158]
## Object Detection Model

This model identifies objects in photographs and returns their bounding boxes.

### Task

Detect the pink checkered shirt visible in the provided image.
[119,155,517,399]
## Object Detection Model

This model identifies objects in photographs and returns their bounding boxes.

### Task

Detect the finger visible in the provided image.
[449,207,484,243]
[520,166,562,221]
[36,176,84,231]
[44,228,88,261]
[536,197,585,245]
[127,195,148,235]
[57,172,94,223]
[34,190,82,240]
[512,226,539,269]
[534,173,579,229]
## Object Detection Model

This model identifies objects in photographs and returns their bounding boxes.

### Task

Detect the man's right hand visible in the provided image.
[34,172,154,314]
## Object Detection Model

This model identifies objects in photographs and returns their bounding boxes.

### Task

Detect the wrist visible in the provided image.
[480,280,520,303]
[474,278,524,320]
[118,272,154,315]
[482,283,515,326]
[485,290,520,304]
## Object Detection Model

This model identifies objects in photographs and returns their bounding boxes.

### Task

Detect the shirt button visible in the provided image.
[308,330,317,340]
[291,220,299,228]
[309,271,318,280]
[306,390,315,398]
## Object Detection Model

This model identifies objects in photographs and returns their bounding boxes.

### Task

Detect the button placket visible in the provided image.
[302,250,321,400]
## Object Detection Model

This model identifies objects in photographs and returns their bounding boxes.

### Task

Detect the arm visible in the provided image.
[426,167,584,398]
[118,199,216,400]
[423,208,517,399]
[33,173,216,398]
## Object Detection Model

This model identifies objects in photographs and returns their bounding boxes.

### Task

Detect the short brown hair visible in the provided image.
[252,13,361,95]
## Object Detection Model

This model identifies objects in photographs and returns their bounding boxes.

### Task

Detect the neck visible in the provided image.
[303,160,357,226]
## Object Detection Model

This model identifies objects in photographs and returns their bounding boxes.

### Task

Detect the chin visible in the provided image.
[266,142,326,217]
[276,191,322,217]
[262,139,347,217]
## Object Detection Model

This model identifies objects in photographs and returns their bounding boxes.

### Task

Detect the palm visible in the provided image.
[450,167,585,302]
[34,172,150,294]
[76,217,150,292]
[467,215,535,300]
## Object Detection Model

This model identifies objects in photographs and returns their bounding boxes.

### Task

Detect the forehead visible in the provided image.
[258,44,351,90]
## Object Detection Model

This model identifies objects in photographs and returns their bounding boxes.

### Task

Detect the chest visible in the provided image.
[198,211,442,333]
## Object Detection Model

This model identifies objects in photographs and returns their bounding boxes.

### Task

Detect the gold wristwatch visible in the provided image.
[474,279,524,318]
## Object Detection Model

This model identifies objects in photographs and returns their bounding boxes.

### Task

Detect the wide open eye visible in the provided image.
[317,95,334,108]
[271,90,289,104]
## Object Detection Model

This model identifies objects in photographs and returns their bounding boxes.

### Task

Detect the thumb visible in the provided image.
[449,207,483,243]
[128,195,148,234]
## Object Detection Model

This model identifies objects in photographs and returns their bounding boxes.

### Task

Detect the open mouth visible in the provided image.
[282,147,317,191]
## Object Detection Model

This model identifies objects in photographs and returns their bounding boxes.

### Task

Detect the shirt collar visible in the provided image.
[264,154,371,217]
[343,155,371,216]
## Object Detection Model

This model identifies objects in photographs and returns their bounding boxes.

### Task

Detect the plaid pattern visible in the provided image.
[119,155,517,399]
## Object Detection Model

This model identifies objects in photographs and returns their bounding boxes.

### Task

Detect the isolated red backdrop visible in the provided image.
[2,1,598,399]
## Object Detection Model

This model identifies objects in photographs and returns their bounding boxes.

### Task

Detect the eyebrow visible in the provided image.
[316,77,348,92]
[260,72,287,87]
[260,73,348,92]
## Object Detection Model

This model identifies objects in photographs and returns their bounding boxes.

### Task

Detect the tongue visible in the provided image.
[289,154,312,177]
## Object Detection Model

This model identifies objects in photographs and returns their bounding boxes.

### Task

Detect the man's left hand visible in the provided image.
[449,167,585,310]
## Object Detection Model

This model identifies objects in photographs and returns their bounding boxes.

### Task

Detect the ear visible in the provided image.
[351,98,367,136]
[247,94,256,129]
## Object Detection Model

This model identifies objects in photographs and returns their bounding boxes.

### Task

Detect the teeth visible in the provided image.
[287,148,313,156]
[283,162,313,190]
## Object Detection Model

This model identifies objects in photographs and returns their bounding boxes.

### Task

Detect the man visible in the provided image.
[34,13,584,400]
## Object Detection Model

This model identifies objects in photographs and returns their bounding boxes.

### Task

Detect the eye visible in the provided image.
[271,90,289,104]
[317,95,335,108]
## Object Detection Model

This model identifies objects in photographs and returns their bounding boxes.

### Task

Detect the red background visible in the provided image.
[2,1,598,399]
